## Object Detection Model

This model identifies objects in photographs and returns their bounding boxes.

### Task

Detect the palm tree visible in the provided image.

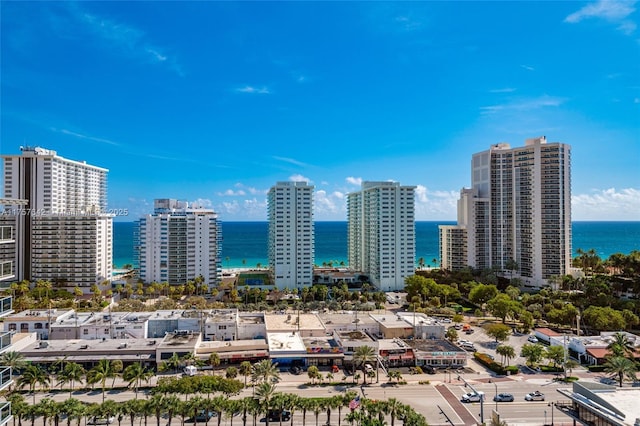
[353,346,376,384]
[7,393,28,426]
[603,356,638,387]
[496,345,516,367]
[239,361,252,386]
[252,360,280,385]
[59,398,85,426]
[121,399,144,426]
[35,398,58,426]
[147,395,168,426]
[123,363,154,398]
[255,382,277,426]
[163,395,182,426]
[86,359,118,402]
[383,398,402,426]
[57,362,86,397]
[209,353,221,373]
[17,364,50,403]
[606,332,636,358]
[0,351,27,374]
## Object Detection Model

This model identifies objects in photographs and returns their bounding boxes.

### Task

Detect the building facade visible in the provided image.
[440,137,571,288]
[348,181,416,291]
[136,199,222,287]
[267,181,314,290]
[1,147,112,291]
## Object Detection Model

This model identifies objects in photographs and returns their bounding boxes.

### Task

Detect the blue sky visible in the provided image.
[1,1,639,221]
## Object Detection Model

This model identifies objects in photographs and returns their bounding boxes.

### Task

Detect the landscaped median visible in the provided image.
[474,352,519,375]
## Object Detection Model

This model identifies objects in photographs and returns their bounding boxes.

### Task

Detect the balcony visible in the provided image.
[0,401,10,426]
[0,332,12,354]
[0,367,11,392]
[0,298,12,318]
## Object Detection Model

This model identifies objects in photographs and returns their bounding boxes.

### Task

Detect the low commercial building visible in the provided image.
[156,330,201,364]
[196,339,268,365]
[5,309,74,339]
[264,312,325,337]
[556,381,640,426]
[370,313,414,339]
[267,332,308,367]
[407,339,468,368]
[396,312,446,339]
[237,313,266,340]
[378,338,415,367]
[19,338,158,369]
[302,335,344,367]
[318,312,380,337]
[333,329,378,367]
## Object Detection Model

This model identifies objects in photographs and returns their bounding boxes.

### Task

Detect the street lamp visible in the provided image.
[488,379,498,411]
[544,410,547,425]
[548,402,554,425]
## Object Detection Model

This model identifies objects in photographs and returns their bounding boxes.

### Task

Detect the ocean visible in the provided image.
[113,221,640,269]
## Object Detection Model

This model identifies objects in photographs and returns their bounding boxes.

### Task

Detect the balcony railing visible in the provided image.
[0,298,12,318]
[0,401,11,426]
[0,367,12,392]
[0,332,12,354]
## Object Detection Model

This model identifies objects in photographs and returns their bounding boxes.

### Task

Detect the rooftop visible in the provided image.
[370,313,414,328]
[267,332,307,353]
[334,330,375,342]
[264,312,325,332]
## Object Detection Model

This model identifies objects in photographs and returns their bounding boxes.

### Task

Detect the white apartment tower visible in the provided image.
[439,136,572,288]
[267,182,314,290]
[136,199,221,287]
[348,181,416,291]
[1,147,112,291]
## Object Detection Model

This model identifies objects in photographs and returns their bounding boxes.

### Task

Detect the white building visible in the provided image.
[348,181,416,291]
[1,147,112,291]
[267,182,314,290]
[440,137,572,288]
[137,199,221,287]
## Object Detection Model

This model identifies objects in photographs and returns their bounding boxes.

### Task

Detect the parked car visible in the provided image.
[493,393,515,402]
[185,412,217,423]
[364,363,374,372]
[465,329,475,334]
[461,392,485,403]
[527,335,539,343]
[267,411,291,422]
[525,391,545,401]
[422,365,436,374]
[288,366,302,375]
[88,417,115,425]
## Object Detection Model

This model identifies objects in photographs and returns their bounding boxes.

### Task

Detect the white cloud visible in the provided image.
[52,128,120,146]
[480,95,566,115]
[414,185,459,220]
[572,188,640,220]
[67,4,182,73]
[346,176,362,186]
[190,198,213,209]
[315,190,347,219]
[217,198,267,220]
[565,0,637,34]
[520,65,535,71]
[235,86,271,94]
[490,88,517,93]
[217,189,246,196]
[273,156,309,167]
[289,174,311,183]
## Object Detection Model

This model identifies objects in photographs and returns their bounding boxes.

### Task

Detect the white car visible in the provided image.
[524,391,545,401]
[461,391,485,403]
[527,335,539,343]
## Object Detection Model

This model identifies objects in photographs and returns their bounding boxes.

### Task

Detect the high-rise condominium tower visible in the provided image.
[136,199,221,287]
[439,136,571,288]
[267,181,314,290]
[1,147,112,291]
[348,181,416,291]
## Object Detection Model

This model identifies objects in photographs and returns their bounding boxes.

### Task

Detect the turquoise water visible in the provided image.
[113,221,640,269]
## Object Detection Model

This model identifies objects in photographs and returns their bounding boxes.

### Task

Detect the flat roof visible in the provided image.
[370,313,413,328]
[407,339,465,353]
[319,312,378,327]
[396,312,442,326]
[267,332,306,353]
[535,327,563,336]
[7,309,72,321]
[238,313,265,325]
[378,338,413,351]
[20,338,159,357]
[264,313,325,332]
[158,331,200,349]
[597,388,640,424]
[335,330,375,342]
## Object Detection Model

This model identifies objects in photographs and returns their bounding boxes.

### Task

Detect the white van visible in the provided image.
[183,365,198,376]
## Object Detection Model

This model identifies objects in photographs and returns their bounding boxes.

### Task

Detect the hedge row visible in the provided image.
[474,352,519,375]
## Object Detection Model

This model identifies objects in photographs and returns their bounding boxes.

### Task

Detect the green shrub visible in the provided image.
[473,352,519,375]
